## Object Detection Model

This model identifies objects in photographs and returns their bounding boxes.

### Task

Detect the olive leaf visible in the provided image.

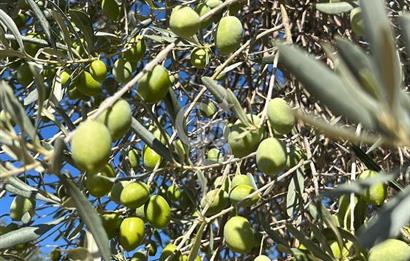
[314,2,358,14]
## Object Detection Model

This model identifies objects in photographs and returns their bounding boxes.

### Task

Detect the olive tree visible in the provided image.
[0,0,410,260]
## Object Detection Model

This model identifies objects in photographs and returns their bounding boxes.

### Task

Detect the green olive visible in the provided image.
[267,98,295,135]
[201,189,229,216]
[128,148,139,169]
[97,99,132,140]
[138,65,171,103]
[359,170,387,206]
[229,184,260,207]
[10,195,35,222]
[119,217,145,251]
[143,146,162,170]
[113,59,133,83]
[190,47,210,69]
[124,35,146,64]
[101,212,122,239]
[144,195,171,229]
[169,6,201,39]
[85,164,115,198]
[226,114,264,158]
[216,16,243,55]
[159,243,181,261]
[223,216,256,253]
[256,138,286,175]
[368,239,410,261]
[120,182,150,209]
[71,120,112,173]
[89,59,107,82]
[76,71,102,96]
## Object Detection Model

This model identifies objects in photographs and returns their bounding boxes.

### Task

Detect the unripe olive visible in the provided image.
[231,174,253,188]
[143,146,162,169]
[166,185,182,201]
[359,170,387,206]
[195,3,211,28]
[101,0,120,20]
[101,212,122,239]
[67,84,87,100]
[15,12,26,28]
[89,59,107,82]
[128,148,139,169]
[110,181,131,203]
[113,59,133,83]
[119,217,145,251]
[138,65,171,103]
[159,243,181,261]
[16,63,33,87]
[120,182,150,209]
[85,164,115,198]
[10,195,35,222]
[229,184,260,207]
[135,204,146,219]
[206,0,223,8]
[71,120,112,173]
[24,33,41,56]
[169,6,201,39]
[254,255,271,261]
[77,71,102,96]
[148,242,157,256]
[145,195,171,228]
[256,138,286,175]
[329,241,350,260]
[267,98,295,135]
[227,114,264,158]
[131,251,147,261]
[337,194,367,230]
[200,101,217,117]
[350,7,364,36]
[201,189,229,216]
[96,99,132,140]
[223,216,256,253]
[124,36,146,64]
[216,16,243,55]
[190,47,210,69]
[207,148,224,163]
[214,176,230,191]
[180,255,201,261]
[59,71,70,86]
[369,239,410,261]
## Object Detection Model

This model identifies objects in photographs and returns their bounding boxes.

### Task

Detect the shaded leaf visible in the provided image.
[69,10,94,54]
[26,0,55,49]
[131,117,173,162]
[0,9,24,51]
[286,224,333,261]
[188,221,206,261]
[314,2,357,14]
[279,44,376,129]
[60,175,111,261]
[358,185,410,248]
[0,81,39,142]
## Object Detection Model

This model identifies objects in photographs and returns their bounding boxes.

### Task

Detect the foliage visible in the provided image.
[0,0,410,260]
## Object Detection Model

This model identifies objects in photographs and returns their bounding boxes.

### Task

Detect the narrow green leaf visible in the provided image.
[0,81,39,142]
[286,224,333,261]
[317,203,343,254]
[28,62,47,126]
[0,49,26,59]
[130,117,173,162]
[0,9,24,51]
[188,221,206,261]
[0,225,49,249]
[69,10,94,54]
[60,176,111,261]
[314,2,357,14]
[358,185,410,248]
[226,89,251,126]
[335,37,382,99]
[286,171,304,217]
[26,0,56,49]
[279,44,376,129]
[360,0,401,113]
